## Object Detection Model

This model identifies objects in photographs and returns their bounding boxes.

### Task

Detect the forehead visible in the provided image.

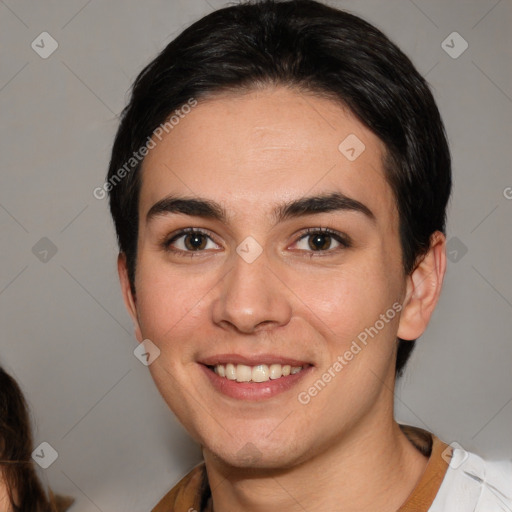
[139,87,396,228]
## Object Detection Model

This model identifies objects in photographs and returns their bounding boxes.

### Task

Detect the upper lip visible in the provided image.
[199,353,312,367]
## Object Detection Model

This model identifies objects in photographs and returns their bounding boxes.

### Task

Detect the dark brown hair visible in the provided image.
[0,366,73,512]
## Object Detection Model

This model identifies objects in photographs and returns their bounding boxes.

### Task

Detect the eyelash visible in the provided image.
[162,227,351,258]
[298,227,351,256]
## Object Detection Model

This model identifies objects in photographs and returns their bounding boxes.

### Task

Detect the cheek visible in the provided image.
[295,271,365,336]
[288,262,395,332]
[134,259,213,347]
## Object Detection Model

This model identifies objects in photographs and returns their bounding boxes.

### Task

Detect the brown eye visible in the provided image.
[183,232,208,250]
[308,233,333,251]
[164,229,220,254]
[293,228,350,253]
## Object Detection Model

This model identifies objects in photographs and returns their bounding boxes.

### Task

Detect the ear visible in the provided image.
[117,253,143,343]
[397,231,447,341]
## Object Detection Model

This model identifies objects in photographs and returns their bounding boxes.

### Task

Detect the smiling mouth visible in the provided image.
[207,363,307,383]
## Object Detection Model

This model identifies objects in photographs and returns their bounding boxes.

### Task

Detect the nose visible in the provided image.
[211,248,293,334]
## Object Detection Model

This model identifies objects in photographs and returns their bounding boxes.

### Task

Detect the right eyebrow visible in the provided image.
[146,196,228,225]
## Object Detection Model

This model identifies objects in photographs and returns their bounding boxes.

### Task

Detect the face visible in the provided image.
[120,86,423,469]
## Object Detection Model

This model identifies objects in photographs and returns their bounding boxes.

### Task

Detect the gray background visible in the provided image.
[1,0,511,509]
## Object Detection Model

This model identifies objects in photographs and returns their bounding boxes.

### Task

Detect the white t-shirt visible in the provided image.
[430,444,512,511]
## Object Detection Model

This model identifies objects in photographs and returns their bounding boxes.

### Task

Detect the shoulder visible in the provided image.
[48,489,75,511]
[151,463,207,512]
[430,444,512,512]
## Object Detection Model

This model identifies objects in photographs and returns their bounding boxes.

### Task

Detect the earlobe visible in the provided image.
[397,232,447,341]
[117,253,143,342]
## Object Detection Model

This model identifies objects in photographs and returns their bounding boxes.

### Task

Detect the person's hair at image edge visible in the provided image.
[107,0,451,378]
[0,366,74,512]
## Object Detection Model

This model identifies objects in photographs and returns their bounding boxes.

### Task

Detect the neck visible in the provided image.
[204,398,428,512]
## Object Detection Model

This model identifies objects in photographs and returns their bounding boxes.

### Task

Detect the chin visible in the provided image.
[204,434,309,472]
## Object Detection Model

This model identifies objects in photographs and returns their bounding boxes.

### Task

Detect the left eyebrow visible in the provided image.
[272,191,375,225]
[145,191,375,225]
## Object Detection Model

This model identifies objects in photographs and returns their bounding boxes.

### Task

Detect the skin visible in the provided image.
[0,471,13,512]
[118,86,447,511]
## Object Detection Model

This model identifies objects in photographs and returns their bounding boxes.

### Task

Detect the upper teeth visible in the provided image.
[213,363,303,383]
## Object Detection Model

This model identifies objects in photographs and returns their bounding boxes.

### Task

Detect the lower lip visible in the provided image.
[200,364,313,401]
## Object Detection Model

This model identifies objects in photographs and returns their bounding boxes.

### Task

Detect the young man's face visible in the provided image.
[119,87,434,468]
